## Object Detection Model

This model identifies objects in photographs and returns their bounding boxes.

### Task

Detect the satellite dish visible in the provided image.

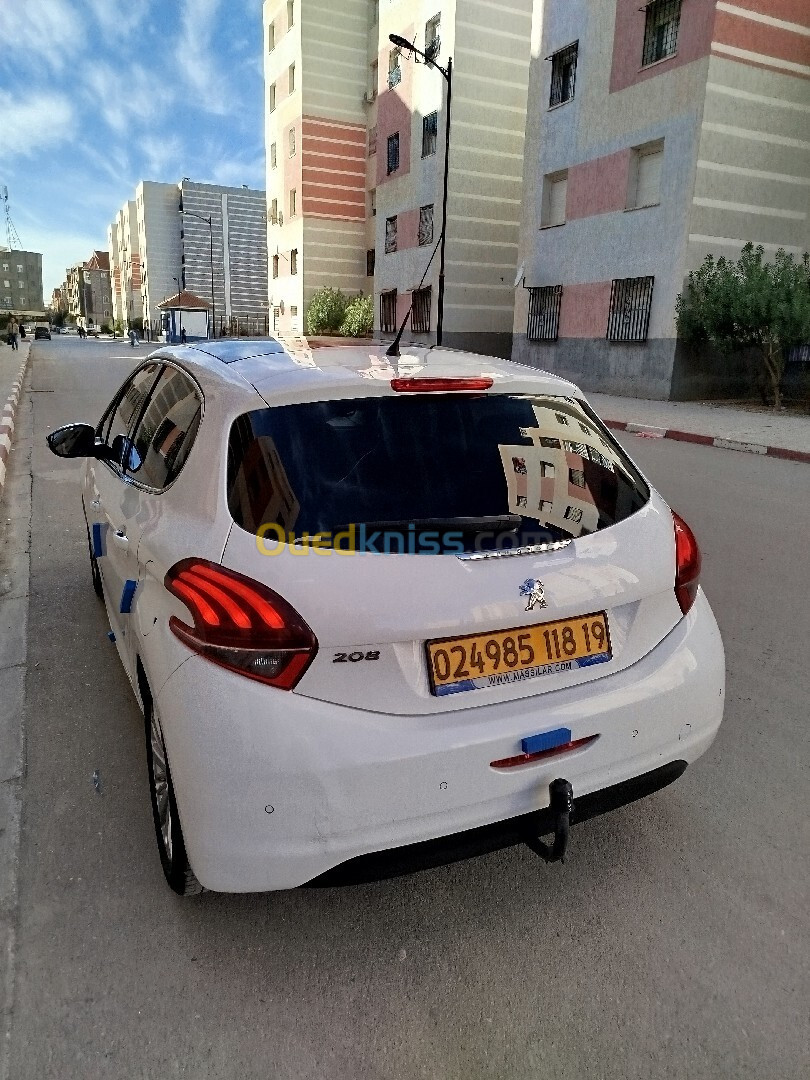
[514,262,525,289]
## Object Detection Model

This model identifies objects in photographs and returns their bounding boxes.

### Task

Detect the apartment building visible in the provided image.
[513,0,810,400]
[108,180,268,336]
[108,199,142,330]
[263,0,535,354]
[0,248,44,315]
[65,251,112,328]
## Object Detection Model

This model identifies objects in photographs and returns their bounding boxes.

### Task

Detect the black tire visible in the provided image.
[144,697,202,896]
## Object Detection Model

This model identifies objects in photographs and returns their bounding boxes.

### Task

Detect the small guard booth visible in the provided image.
[158,290,211,343]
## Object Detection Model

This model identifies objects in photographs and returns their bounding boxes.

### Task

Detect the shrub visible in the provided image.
[99,322,111,334]
[340,294,374,338]
[305,287,348,334]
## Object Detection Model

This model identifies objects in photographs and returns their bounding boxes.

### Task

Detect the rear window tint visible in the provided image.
[227,394,649,550]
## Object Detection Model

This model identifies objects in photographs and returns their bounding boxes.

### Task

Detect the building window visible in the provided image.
[368,60,378,101]
[370,189,376,217]
[366,249,376,276]
[380,290,397,334]
[418,204,434,246]
[289,188,296,217]
[388,48,401,89]
[411,286,432,333]
[271,142,277,168]
[542,171,568,227]
[368,125,377,156]
[289,63,295,93]
[628,141,664,209]
[270,198,278,223]
[387,132,400,174]
[290,249,298,275]
[269,83,276,112]
[18,280,24,289]
[268,21,274,51]
[425,14,440,61]
[3,297,10,306]
[548,42,578,107]
[2,264,8,272]
[385,215,397,253]
[287,0,294,29]
[289,128,296,157]
[272,255,279,279]
[3,280,8,289]
[527,285,563,341]
[642,0,681,67]
[422,111,438,158]
[607,277,655,342]
[16,265,23,273]
[19,297,26,307]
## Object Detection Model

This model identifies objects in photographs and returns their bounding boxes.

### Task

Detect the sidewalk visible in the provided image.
[587,392,810,462]
[0,341,31,500]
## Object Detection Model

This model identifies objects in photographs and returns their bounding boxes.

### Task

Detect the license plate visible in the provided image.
[427,611,612,696]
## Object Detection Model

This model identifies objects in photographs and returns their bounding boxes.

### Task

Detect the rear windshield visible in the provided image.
[227,394,649,552]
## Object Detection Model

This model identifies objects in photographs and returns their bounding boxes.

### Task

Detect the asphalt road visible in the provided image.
[6,338,809,1079]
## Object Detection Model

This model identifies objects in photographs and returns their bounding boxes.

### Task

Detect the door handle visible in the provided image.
[112,530,129,549]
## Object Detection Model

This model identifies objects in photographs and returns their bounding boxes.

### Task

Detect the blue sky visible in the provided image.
[0,0,265,299]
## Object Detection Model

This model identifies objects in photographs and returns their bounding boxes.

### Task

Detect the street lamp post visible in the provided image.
[172,276,183,343]
[179,208,216,339]
[388,33,452,349]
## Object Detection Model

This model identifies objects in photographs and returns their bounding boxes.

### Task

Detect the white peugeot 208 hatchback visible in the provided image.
[48,339,724,894]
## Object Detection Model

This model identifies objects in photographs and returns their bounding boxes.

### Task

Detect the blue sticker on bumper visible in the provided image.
[91,522,104,557]
[120,579,137,614]
[521,728,573,755]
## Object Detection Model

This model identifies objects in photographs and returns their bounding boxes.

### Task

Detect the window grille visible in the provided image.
[527,285,562,341]
[422,112,438,157]
[549,42,578,107]
[290,249,298,275]
[642,0,681,67]
[380,290,397,333]
[411,286,432,333]
[418,204,434,246]
[366,249,375,276]
[385,215,397,254]
[607,277,654,342]
[387,132,400,174]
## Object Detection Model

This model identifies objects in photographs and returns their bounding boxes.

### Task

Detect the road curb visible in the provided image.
[0,347,31,499]
[604,419,810,464]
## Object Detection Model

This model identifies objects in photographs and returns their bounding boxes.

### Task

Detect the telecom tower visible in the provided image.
[2,187,23,249]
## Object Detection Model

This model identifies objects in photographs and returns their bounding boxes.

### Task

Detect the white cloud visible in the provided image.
[86,0,151,37]
[177,0,232,115]
[207,154,266,190]
[82,61,176,136]
[0,0,83,74]
[0,91,75,162]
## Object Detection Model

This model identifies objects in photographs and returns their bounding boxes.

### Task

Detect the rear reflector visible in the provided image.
[490,735,598,770]
[164,559,317,690]
[390,377,494,393]
[673,511,701,616]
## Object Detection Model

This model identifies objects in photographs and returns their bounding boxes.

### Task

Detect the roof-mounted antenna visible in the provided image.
[386,232,442,358]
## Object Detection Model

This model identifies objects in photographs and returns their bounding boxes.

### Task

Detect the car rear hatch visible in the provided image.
[220,382,683,715]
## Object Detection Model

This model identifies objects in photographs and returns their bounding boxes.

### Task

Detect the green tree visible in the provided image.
[305,287,348,335]
[339,294,373,337]
[676,243,810,409]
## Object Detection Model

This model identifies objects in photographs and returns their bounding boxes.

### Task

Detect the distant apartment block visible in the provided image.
[0,248,44,315]
[263,0,535,353]
[108,179,268,337]
[108,199,142,329]
[65,251,112,328]
[513,0,810,399]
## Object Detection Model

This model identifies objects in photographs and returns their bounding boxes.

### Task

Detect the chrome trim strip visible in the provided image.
[456,540,572,561]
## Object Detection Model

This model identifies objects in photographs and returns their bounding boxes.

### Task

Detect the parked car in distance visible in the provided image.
[34,326,51,340]
[45,340,725,896]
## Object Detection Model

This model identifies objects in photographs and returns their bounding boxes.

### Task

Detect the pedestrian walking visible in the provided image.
[8,317,19,350]
[180,328,187,345]
[19,323,26,340]
[128,328,139,348]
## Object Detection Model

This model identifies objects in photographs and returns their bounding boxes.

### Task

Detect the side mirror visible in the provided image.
[46,423,98,459]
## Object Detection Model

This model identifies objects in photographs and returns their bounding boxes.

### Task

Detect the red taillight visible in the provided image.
[673,511,701,615]
[164,559,317,689]
[390,377,494,392]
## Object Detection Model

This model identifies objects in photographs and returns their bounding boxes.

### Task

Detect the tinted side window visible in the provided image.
[128,367,202,489]
[100,364,162,452]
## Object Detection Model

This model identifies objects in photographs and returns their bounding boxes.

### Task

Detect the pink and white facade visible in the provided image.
[513,0,810,399]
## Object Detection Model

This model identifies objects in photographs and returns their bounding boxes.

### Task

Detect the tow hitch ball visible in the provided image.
[528,778,574,864]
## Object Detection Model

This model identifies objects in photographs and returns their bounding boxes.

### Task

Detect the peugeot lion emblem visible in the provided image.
[519,578,547,611]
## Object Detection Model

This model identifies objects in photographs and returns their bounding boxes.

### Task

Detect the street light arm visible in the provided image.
[388,34,449,80]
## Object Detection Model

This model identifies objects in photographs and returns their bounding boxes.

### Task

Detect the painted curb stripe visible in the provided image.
[605,418,808,464]
[0,348,31,501]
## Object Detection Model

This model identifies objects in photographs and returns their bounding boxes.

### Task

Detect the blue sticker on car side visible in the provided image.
[91,522,104,558]
[120,579,137,614]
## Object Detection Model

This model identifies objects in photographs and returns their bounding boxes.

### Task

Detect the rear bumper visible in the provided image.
[155,591,724,892]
